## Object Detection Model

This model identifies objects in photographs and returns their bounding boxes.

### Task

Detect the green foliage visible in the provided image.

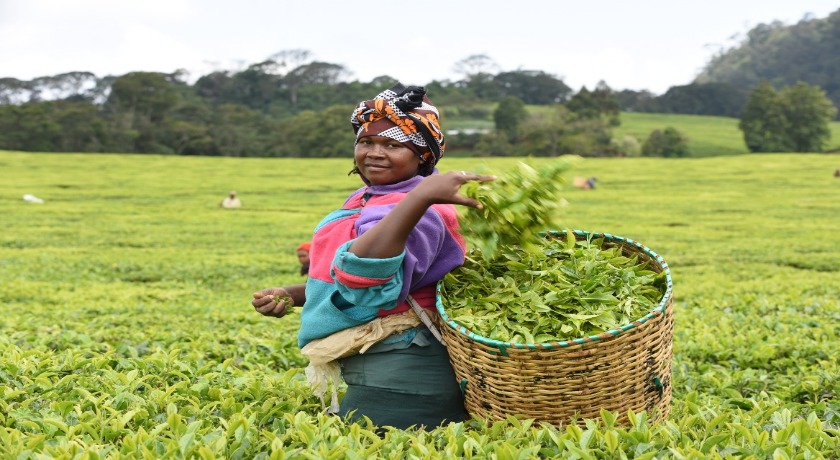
[740,81,838,153]
[739,81,791,152]
[279,105,357,157]
[472,131,514,157]
[566,84,621,126]
[1,151,839,457]
[641,127,690,157]
[654,82,749,118]
[779,82,838,152]
[491,70,572,105]
[459,159,574,257]
[493,96,527,141]
[105,72,182,154]
[697,10,840,114]
[0,104,68,151]
[615,112,749,157]
[611,135,641,157]
[515,106,603,156]
[5,68,840,158]
[442,233,667,343]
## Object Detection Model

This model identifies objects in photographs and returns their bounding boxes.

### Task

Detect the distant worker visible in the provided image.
[23,194,45,204]
[572,176,598,190]
[297,242,311,276]
[220,191,242,208]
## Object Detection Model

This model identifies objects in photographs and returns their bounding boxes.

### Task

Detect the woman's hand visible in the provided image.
[252,287,295,317]
[410,170,496,208]
[347,170,495,259]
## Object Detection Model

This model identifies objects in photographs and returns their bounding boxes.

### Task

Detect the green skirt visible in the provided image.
[338,329,466,430]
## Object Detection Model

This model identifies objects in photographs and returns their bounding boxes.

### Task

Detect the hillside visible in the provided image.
[447,109,840,157]
[696,8,840,110]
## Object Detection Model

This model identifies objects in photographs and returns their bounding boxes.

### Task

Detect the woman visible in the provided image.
[252,84,493,429]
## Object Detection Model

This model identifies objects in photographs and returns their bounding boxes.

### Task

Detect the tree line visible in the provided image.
[3,6,840,158]
[0,53,625,157]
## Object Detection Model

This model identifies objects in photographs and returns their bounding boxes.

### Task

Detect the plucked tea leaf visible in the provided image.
[442,234,666,343]
[459,158,576,259]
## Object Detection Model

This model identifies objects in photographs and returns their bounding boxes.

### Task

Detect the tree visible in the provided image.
[207,104,277,157]
[492,70,572,104]
[0,78,34,104]
[695,11,840,112]
[566,82,620,126]
[452,54,500,78]
[279,105,356,157]
[226,62,282,111]
[615,89,661,113]
[49,101,107,151]
[161,101,215,155]
[656,82,748,117]
[104,72,181,153]
[642,127,690,157]
[267,49,313,74]
[510,105,573,157]
[282,62,349,109]
[28,72,100,102]
[739,81,836,152]
[779,82,837,152]
[0,103,61,151]
[493,96,527,141]
[739,81,790,152]
[513,105,615,157]
[452,54,500,100]
[193,71,234,104]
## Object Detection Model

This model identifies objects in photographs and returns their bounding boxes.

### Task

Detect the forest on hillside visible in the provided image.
[1,8,838,157]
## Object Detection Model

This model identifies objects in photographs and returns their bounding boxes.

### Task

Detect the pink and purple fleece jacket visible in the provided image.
[297,173,466,349]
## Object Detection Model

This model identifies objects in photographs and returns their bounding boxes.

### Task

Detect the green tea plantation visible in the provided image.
[1,151,838,458]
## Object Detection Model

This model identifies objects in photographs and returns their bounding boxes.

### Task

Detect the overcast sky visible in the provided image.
[1,0,838,95]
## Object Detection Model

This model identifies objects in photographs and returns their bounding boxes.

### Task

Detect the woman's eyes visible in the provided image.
[359,139,403,149]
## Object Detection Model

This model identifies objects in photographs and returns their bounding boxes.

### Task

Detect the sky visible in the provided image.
[1,0,838,95]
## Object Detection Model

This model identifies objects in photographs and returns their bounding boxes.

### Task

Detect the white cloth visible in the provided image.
[300,309,422,413]
[220,197,241,208]
[23,194,44,204]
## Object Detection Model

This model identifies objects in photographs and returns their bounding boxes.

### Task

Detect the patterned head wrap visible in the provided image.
[350,83,446,167]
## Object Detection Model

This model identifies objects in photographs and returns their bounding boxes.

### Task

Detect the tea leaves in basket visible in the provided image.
[441,232,668,343]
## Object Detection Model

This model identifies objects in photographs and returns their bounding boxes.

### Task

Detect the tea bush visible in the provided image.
[1,151,838,458]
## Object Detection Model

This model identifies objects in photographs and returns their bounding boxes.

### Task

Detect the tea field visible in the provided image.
[1,150,839,458]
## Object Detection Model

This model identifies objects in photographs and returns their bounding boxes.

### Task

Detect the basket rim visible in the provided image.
[435,229,674,350]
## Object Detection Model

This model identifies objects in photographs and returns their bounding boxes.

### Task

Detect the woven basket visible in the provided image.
[436,230,674,426]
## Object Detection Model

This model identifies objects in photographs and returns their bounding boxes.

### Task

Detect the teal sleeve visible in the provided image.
[330,240,406,320]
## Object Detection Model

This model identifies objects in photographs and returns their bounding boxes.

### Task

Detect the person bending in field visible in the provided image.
[297,241,311,276]
[251,84,494,430]
[220,191,241,208]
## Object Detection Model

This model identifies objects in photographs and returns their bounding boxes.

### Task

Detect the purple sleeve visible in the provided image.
[355,205,464,302]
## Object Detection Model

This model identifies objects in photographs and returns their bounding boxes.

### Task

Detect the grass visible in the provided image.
[1,150,839,457]
[444,104,840,157]
[615,112,746,156]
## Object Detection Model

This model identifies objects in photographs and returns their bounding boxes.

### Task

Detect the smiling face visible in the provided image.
[354,135,422,185]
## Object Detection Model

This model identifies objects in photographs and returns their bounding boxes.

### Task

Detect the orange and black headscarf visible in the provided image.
[350,84,446,172]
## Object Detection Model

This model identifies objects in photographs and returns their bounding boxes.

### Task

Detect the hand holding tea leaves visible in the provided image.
[252,287,298,317]
[458,158,575,259]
